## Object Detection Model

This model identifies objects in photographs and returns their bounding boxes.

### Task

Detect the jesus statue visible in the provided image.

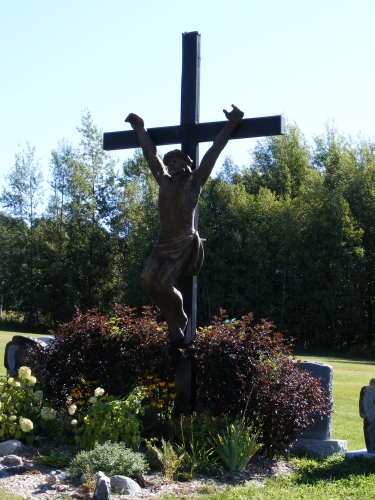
[125,105,243,342]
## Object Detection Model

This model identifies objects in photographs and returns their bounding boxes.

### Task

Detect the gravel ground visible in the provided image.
[0,444,293,499]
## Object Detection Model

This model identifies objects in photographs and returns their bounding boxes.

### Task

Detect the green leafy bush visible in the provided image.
[176,413,218,474]
[37,450,72,467]
[152,439,184,482]
[170,411,227,448]
[67,441,149,479]
[72,386,146,450]
[211,418,263,471]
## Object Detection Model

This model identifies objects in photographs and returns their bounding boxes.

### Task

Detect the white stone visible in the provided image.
[0,440,23,457]
[93,471,111,500]
[2,454,23,466]
[110,475,142,495]
[56,484,69,491]
[47,474,59,486]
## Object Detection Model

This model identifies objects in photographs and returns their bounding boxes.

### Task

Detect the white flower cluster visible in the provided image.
[88,396,97,404]
[33,390,43,402]
[70,419,78,426]
[25,376,37,386]
[40,407,57,421]
[68,404,77,415]
[18,366,31,378]
[19,417,33,432]
[94,387,105,397]
[16,366,37,386]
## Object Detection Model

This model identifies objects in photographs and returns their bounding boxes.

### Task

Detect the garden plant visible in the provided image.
[27,306,330,457]
[0,366,60,445]
[1,312,375,498]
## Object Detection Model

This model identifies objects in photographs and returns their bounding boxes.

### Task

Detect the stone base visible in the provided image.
[345,449,375,459]
[290,438,347,458]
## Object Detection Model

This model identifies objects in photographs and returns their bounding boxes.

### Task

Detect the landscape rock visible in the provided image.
[135,472,146,488]
[46,474,59,486]
[93,471,111,500]
[0,440,23,457]
[110,475,142,495]
[2,455,23,466]
[3,466,27,475]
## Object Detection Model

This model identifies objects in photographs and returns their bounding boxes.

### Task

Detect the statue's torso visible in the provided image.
[158,172,201,236]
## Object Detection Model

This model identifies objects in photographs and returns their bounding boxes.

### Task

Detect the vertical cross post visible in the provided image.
[173,31,201,416]
[178,31,201,344]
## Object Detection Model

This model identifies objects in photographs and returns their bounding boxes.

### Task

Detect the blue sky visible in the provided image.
[1,0,374,191]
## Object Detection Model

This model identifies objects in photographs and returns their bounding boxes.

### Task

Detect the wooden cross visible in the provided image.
[103,31,284,413]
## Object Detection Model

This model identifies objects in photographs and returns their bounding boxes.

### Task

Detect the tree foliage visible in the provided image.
[2,114,375,351]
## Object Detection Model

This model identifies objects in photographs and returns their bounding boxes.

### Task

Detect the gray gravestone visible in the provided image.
[359,378,375,453]
[298,361,333,439]
[290,361,348,457]
[4,335,53,377]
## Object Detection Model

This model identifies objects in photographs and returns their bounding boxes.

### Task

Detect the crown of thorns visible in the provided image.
[163,150,193,167]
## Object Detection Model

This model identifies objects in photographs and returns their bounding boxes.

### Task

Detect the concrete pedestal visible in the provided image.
[345,449,375,459]
[290,438,347,458]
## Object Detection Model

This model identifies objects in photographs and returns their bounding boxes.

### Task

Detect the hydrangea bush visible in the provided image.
[0,367,58,445]
[70,385,146,451]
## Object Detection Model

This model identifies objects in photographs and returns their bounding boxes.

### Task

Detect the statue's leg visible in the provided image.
[142,253,188,342]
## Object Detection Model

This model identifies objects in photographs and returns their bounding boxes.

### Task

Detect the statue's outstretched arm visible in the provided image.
[196,105,244,187]
[125,113,166,185]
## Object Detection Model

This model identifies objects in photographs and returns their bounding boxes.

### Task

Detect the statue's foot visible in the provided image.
[168,317,188,343]
[168,327,185,343]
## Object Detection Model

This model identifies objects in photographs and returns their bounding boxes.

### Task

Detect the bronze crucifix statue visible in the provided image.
[125,105,244,343]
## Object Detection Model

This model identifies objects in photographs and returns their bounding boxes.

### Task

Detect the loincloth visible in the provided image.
[153,230,204,276]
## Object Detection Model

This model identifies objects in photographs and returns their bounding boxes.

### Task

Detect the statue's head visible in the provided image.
[164,150,193,175]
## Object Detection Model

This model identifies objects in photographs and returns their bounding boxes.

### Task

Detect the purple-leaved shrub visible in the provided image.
[28,307,331,455]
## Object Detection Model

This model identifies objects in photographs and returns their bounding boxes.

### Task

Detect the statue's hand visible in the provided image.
[125,113,145,131]
[223,105,244,124]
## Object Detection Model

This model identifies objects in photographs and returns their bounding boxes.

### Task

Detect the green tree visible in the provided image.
[249,123,313,198]
[340,137,375,347]
[0,143,44,325]
[63,110,119,313]
[34,139,78,325]
[116,150,159,308]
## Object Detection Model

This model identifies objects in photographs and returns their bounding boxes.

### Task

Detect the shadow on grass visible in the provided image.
[291,455,375,485]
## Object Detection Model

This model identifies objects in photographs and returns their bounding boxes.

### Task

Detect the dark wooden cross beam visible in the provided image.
[103,31,284,414]
[103,115,285,152]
